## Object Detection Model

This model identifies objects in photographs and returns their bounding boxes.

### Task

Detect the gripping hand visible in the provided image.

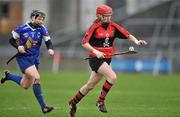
[93,50,105,59]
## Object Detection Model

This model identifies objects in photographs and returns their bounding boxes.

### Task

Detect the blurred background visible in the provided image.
[0,0,179,74]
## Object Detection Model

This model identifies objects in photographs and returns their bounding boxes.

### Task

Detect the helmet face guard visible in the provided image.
[30,10,46,19]
[96,5,112,16]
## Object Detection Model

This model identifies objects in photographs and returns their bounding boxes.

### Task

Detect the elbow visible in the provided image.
[127,34,132,39]
[9,38,13,44]
[81,41,86,47]
[9,38,14,46]
[82,42,88,48]
[82,43,85,47]
[9,37,18,49]
[81,38,88,47]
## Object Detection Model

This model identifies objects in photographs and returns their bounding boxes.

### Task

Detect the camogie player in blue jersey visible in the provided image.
[1,10,54,114]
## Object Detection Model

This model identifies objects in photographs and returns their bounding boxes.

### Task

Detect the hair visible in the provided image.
[30,10,46,19]
[93,17,101,23]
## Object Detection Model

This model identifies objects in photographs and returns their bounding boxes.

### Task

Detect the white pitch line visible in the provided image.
[0,106,61,110]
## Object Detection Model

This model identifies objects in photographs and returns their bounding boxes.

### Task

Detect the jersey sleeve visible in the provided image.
[111,21,130,39]
[41,25,51,41]
[11,25,24,39]
[81,22,101,44]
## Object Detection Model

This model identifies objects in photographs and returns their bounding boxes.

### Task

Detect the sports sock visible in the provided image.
[72,91,84,104]
[32,84,45,109]
[98,80,113,102]
[7,73,22,85]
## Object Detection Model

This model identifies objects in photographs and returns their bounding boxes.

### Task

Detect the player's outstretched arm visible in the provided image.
[128,34,147,46]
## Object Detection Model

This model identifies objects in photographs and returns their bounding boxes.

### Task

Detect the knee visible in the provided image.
[32,74,40,84]
[34,78,41,84]
[34,74,40,80]
[21,84,30,90]
[112,75,117,82]
[109,74,117,84]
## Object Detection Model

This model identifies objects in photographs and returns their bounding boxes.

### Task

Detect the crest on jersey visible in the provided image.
[23,33,29,38]
[103,33,110,47]
[103,37,110,47]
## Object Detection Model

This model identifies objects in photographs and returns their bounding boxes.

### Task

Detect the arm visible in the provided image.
[41,26,54,56]
[45,39,54,56]
[128,34,147,45]
[82,43,105,58]
[82,22,105,58]
[9,37,26,54]
[11,29,26,53]
[9,37,18,49]
[111,21,147,45]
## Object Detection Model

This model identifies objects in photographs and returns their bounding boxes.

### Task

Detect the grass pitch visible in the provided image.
[0,71,180,117]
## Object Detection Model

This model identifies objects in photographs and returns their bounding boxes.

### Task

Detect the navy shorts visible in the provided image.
[16,55,40,73]
[89,57,111,73]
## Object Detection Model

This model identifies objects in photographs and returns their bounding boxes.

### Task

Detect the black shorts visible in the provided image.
[89,57,112,73]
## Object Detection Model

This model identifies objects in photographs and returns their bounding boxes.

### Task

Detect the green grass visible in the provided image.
[0,71,180,117]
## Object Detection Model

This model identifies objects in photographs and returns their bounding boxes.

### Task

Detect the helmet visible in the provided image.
[96,5,112,15]
[30,10,45,19]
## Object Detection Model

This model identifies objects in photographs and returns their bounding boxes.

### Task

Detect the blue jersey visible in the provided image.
[12,22,51,56]
[12,22,51,73]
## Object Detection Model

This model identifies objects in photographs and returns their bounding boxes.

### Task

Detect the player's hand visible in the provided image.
[135,40,147,46]
[48,49,54,56]
[18,46,26,54]
[93,50,105,59]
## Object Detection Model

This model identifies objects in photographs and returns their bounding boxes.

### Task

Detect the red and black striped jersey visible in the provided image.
[82,21,130,58]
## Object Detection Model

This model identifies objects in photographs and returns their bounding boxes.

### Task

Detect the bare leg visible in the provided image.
[20,74,34,89]
[96,62,117,113]
[80,71,103,95]
[24,65,54,114]
[68,71,103,117]
[98,62,117,84]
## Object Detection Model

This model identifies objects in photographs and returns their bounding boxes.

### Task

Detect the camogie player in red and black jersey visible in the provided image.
[68,4,147,117]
